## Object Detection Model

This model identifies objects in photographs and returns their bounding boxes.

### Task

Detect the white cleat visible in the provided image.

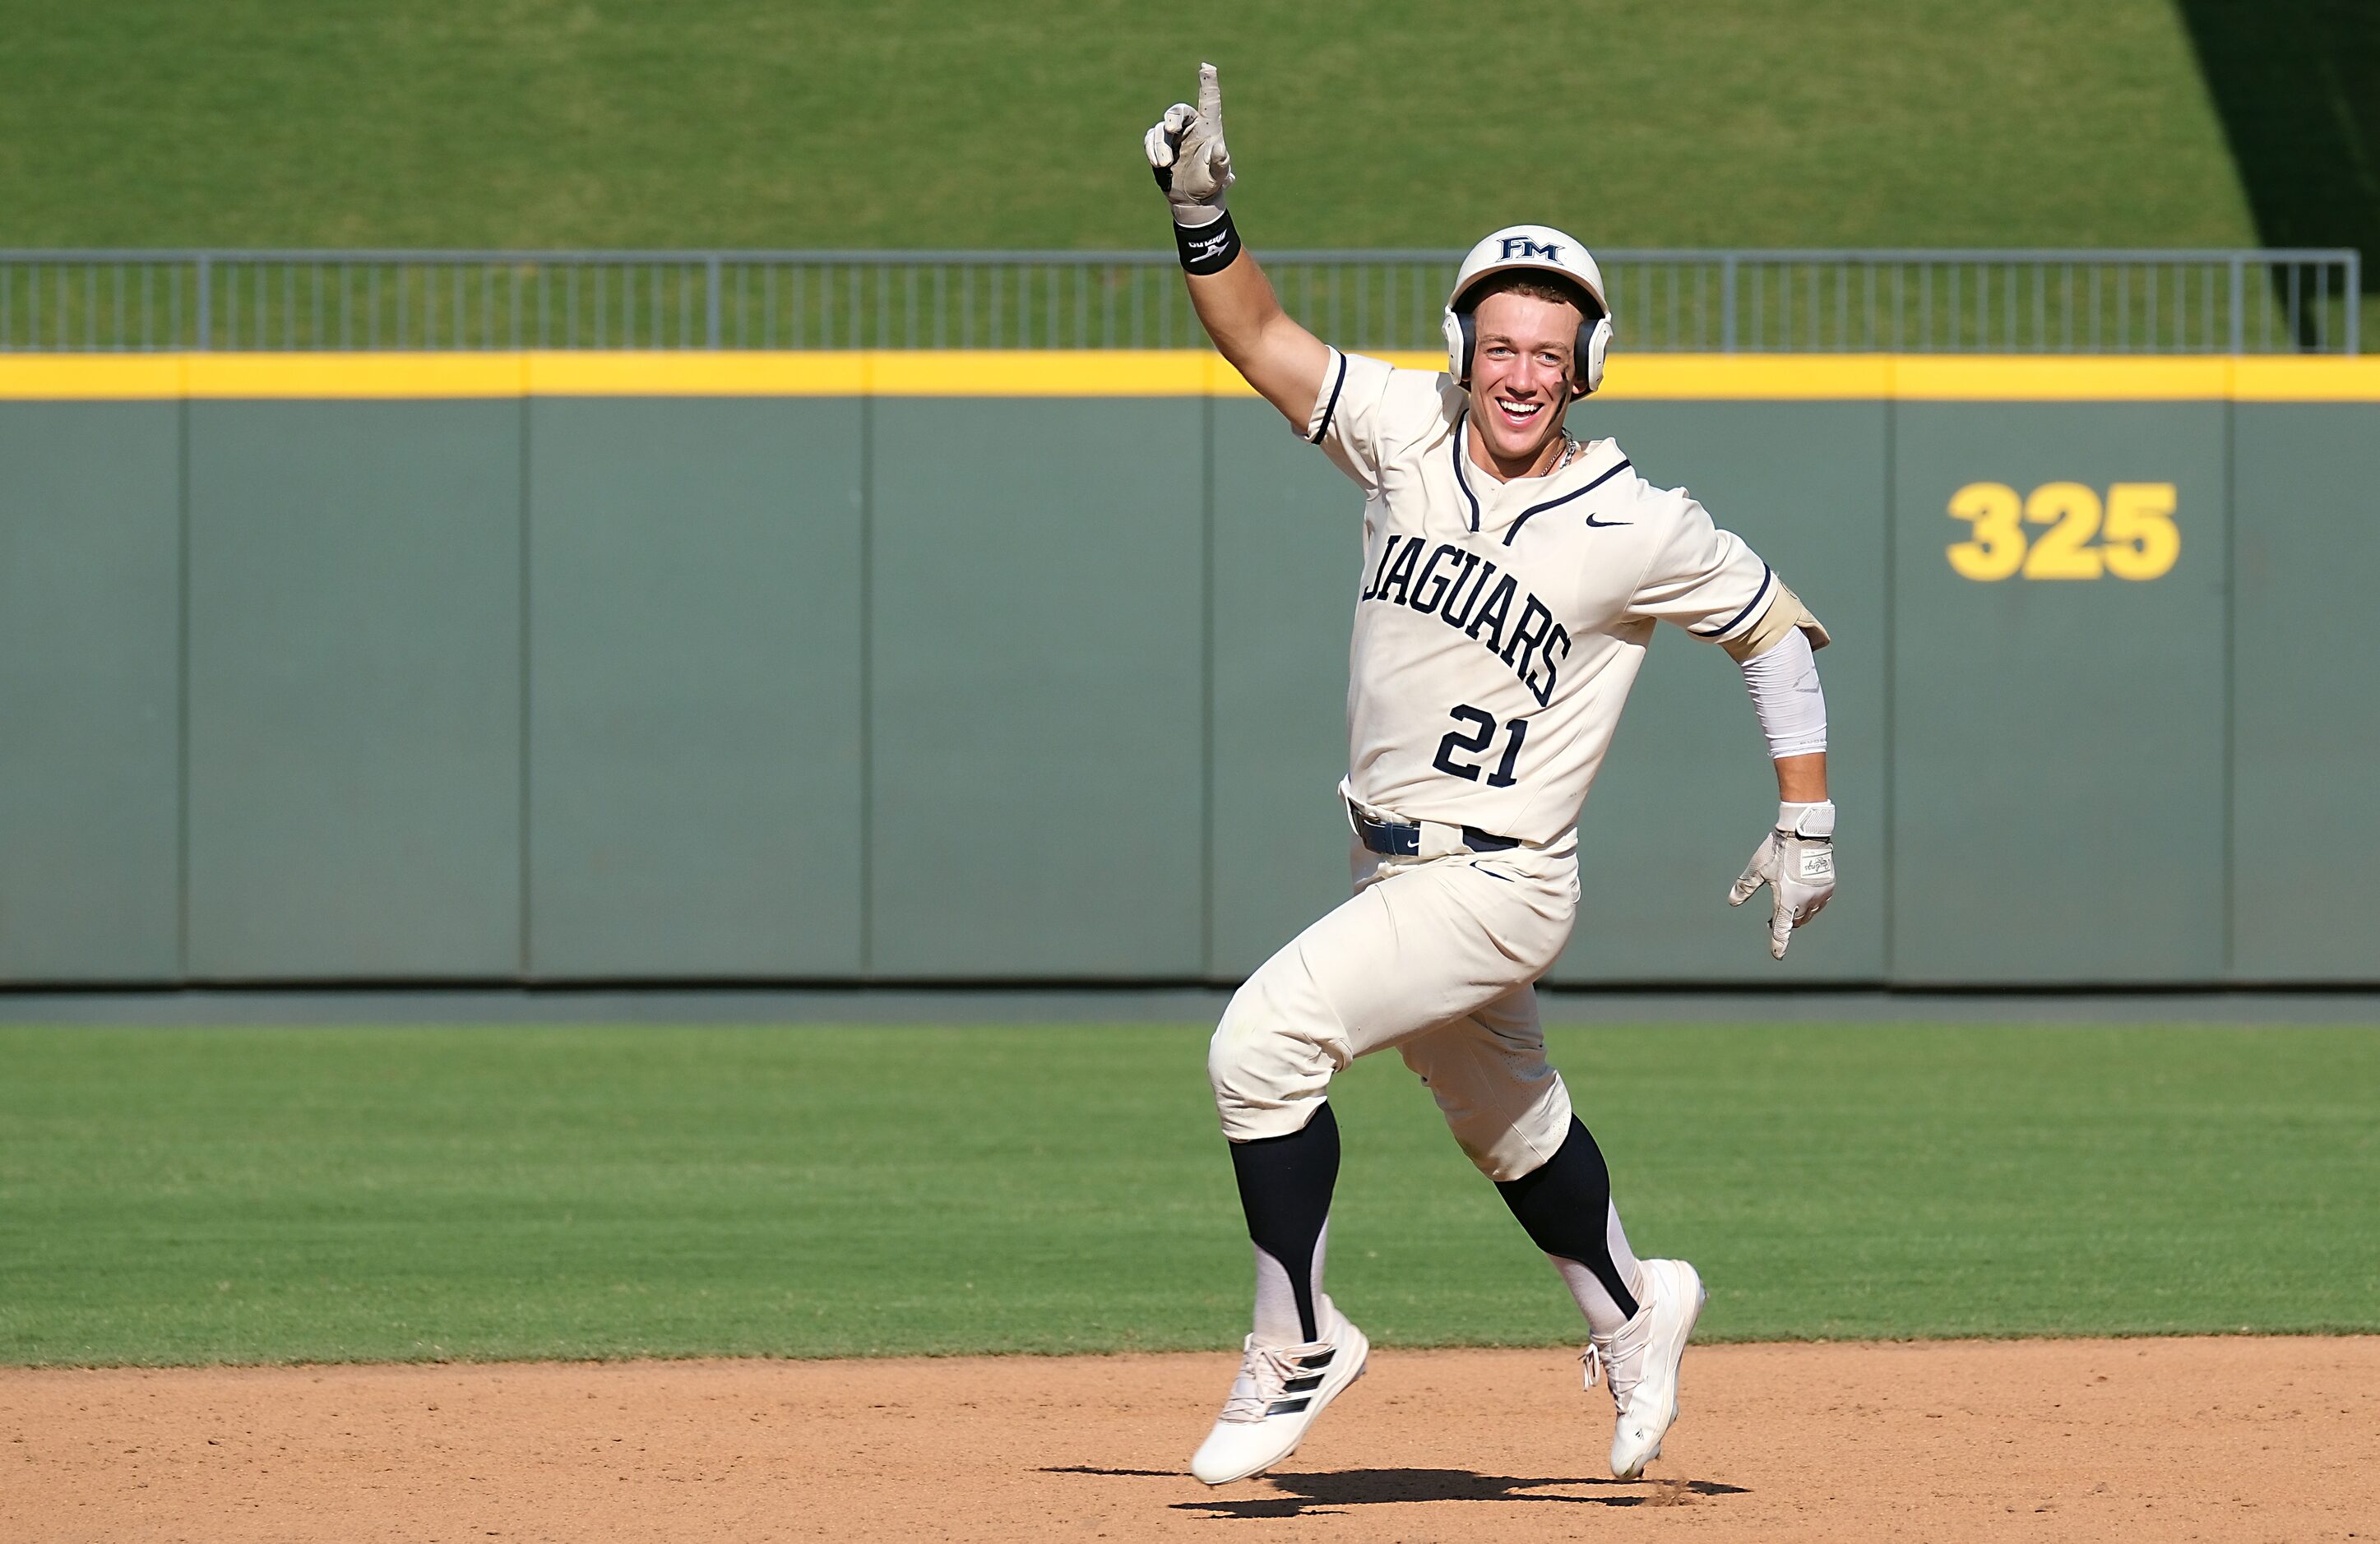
[1585,1257,1706,1480]
[1188,1301,1369,1486]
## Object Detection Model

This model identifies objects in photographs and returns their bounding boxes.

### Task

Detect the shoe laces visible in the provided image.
[1218,1337,1328,1424]
[1583,1306,1655,1407]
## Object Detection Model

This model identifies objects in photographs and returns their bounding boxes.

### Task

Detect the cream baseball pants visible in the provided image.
[1208,834,1580,1183]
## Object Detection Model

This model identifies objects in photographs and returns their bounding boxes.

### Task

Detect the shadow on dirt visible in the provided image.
[1042,1466,1748,1519]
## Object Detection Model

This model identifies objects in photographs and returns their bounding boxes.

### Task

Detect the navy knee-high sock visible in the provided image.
[1227,1103,1340,1343]
[1493,1115,1639,1321]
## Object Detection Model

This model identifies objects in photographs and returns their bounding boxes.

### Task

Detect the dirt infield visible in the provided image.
[7,1337,2374,1542]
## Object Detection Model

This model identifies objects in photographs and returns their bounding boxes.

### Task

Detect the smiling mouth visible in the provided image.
[1493,395,1544,428]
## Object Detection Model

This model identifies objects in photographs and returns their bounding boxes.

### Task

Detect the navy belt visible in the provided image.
[1352,810,1520,858]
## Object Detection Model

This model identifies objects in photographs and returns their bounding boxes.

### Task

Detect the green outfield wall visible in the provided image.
[1,354,2374,987]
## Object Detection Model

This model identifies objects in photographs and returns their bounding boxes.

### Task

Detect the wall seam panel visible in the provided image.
[517,393,534,981]
[175,395,192,983]
[1881,394,1897,984]
[2221,394,2238,982]
[1200,390,1217,978]
[859,392,877,978]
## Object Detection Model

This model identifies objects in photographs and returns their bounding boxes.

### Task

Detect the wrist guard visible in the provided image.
[1174,210,1243,275]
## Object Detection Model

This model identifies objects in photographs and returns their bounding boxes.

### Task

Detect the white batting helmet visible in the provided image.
[1442,224,1614,395]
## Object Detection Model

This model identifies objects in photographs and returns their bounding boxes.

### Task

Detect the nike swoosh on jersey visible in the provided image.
[1582,512,1633,528]
[1500,457,1636,545]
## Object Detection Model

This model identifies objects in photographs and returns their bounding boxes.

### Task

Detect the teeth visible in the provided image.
[1498,399,1541,418]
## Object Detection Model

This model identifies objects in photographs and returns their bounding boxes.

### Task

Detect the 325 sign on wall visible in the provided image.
[1945,482,2179,581]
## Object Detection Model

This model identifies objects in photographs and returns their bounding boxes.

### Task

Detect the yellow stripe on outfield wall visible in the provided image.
[0,351,2374,401]
[1604,355,1900,400]
[1889,356,2233,400]
[870,349,1219,396]
[527,351,867,395]
[2228,357,2380,401]
[0,356,188,399]
[185,354,526,399]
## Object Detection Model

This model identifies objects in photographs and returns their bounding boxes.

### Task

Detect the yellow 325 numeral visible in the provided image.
[1946,483,2025,580]
[2100,483,2182,580]
[1946,481,2179,582]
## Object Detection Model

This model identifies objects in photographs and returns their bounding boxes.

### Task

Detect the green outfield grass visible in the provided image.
[2,1024,2374,1367]
[0,1,2257,251]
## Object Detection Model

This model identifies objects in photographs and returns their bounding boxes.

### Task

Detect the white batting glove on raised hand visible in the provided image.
[1728,802,1836,959]
[1144,62,1234,226]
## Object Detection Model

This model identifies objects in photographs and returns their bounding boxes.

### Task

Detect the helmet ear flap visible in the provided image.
[1442,308,1476,386]
[1574,313,1614,396]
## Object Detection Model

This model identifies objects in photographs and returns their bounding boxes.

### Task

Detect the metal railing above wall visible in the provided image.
[0,248,2360,354]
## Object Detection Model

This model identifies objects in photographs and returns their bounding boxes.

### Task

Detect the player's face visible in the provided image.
[1468,291,1582,466]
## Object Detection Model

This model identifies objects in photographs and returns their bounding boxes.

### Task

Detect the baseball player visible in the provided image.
[1146,67,1836,1487]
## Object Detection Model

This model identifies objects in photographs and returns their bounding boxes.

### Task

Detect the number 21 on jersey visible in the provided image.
[1435,705,1528,787]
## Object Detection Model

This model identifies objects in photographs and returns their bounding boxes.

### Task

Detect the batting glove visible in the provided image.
[1145,62,1234,226]
[1728,801,1836,959]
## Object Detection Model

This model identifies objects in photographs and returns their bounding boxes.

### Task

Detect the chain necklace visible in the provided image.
[1551,435,1581,474]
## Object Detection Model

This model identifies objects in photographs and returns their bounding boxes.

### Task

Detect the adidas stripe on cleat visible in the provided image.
[1188,1304,1369,1486]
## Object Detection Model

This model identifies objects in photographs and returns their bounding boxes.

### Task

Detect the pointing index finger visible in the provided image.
[1197,62,1223,127]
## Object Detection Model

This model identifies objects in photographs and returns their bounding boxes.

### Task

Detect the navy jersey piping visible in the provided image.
[1499,456,1633,547]
[1308,351,1350,446]
[1690,563,1775,638]
[1449,412,1482,532]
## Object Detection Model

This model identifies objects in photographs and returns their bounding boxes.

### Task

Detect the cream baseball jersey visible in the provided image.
[1308,349,1794,848]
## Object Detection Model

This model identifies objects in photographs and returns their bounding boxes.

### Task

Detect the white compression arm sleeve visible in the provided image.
[1739,627,1828,759]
